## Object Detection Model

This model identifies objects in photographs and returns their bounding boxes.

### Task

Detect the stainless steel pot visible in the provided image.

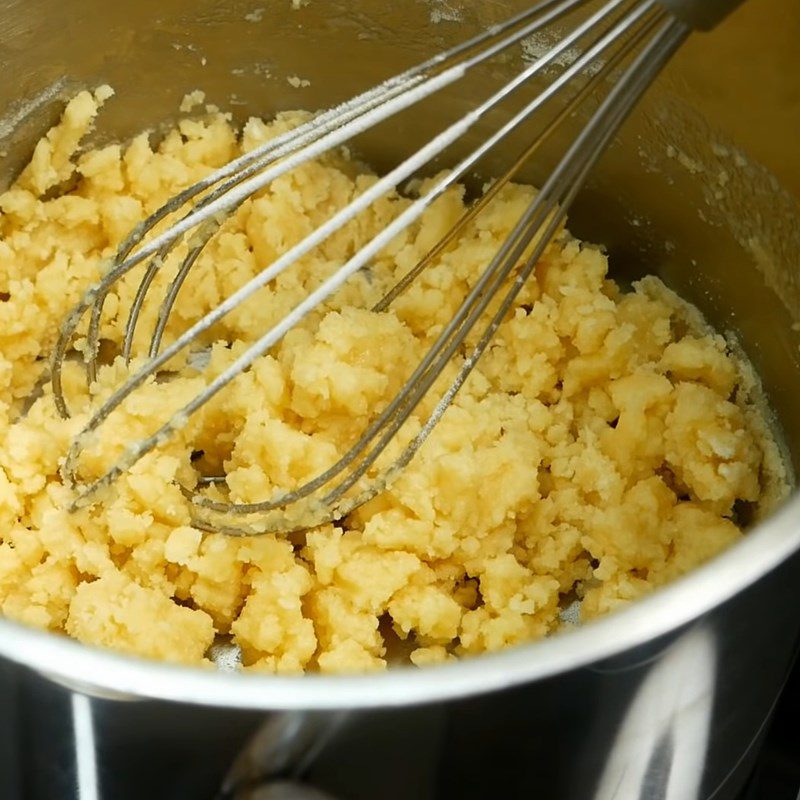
[1,1,799,798]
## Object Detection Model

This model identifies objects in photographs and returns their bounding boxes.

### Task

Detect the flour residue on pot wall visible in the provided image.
[520,29,604,75]
[653,98,800,327]
[423,0,462,25]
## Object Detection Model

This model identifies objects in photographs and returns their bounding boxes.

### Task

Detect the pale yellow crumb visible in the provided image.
[179,90,206,113]
[94,85,115,104]
[287,75,311,89]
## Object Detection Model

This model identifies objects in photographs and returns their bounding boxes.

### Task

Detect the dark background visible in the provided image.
[740,656,800,800]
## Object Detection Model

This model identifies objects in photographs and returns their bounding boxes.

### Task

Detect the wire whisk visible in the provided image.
[51,0,743,535]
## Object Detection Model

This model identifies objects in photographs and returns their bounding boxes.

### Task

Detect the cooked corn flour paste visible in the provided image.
[0,88,789,672]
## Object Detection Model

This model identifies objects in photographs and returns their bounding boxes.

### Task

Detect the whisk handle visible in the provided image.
[659,0,746,30]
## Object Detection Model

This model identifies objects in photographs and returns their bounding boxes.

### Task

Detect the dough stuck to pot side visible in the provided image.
[0,88,790,672]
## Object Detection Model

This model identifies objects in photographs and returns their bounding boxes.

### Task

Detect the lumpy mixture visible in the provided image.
[0,88,790,672]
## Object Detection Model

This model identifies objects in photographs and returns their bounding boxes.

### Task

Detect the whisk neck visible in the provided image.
[658,0,745,30]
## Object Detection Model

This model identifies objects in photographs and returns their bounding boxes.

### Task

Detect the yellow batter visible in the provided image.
[0,87,789,672]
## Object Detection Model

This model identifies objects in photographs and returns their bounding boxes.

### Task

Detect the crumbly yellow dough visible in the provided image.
[0,88,790,672]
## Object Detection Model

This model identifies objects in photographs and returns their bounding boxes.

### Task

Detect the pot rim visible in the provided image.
[0,491,797,708]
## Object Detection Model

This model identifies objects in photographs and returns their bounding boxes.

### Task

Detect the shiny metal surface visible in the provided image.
[0,1,799,799]
[593,626,717,799]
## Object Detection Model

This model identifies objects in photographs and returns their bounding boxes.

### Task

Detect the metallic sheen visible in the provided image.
[658,0,746,29]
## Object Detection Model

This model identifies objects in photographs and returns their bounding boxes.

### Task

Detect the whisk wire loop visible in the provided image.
[52,0,691,534]
[194,13,689,537]
[189,5,673,523]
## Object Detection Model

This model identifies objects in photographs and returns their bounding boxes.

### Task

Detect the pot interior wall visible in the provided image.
[1,0,799,474]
